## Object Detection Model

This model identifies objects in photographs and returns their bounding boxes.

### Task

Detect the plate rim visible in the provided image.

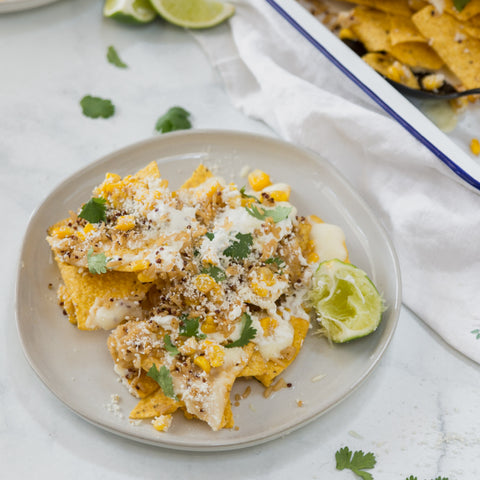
[0,0,60,14]
[15,129,402,451]
[266,0,480,192]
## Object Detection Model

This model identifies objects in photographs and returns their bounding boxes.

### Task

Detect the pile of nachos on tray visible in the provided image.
[46,161,348,432]
[298,0,480,97]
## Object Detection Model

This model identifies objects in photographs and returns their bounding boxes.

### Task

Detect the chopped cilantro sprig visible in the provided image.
[335,446,376,480]
[79,196,107,223]
[164,334,179,356]
[80,95,115,119]
[147,364,178,400]
[223,232,253,261]
[200,264,226,282]
[225,313,257,348]
[179,315,206,340]
[107,45,128,68]
[155,106,191,133]
[245,204,292,223]
[86,248,110,274]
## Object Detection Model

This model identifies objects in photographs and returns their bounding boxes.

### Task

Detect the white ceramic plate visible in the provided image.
[267,0,480,191]
[0,0,60,14]
[16,130,401,451]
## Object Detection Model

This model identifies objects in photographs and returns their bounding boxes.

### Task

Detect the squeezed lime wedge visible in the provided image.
[103,0,157,24]
[310,259,384,343]
[149,0,235,29]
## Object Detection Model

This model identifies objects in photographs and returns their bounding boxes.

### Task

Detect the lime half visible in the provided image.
[103,0,157,24]
[310,259,383,343]
[149,0,235,29]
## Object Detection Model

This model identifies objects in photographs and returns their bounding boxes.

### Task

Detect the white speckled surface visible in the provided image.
[2,0,480,478]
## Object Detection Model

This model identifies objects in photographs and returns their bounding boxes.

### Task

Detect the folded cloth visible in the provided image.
[194,0,480,363]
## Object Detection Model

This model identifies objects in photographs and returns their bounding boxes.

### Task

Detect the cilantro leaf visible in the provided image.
[245,204,292,223]
[205,232,215,241]
[335,447,376,480]
[155,106,192,133]
[453,0,471,11]
[164,334,179,356]
[223,232,253,261]
[179,315,206,339]
[200,264,226,282]
[107,45,127,68]
[406,477,418,480]
[265,256,286,273]
[239,186,259,202]
[225,313,257,348]
[80,95,115,119]
[79,196,107,223]
[87,247,110,274]
[147,364,178,400]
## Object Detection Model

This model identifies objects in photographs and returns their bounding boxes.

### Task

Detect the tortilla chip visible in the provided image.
[132,161,160,181]
[408,0,429,11]
[463,18,480,39]
[57,284,77,325]
[350,7,391,52]
[56,259,150,330]
[246,317,310,387]
[362,52,420,89]
[180,164,213,190]
[344,0,412,16]
[129,388,181,419]
[389,15,426,45]
[240,350,268,377]
[413,6,480,89]
[444,0,480,21]
[389,41,444,69]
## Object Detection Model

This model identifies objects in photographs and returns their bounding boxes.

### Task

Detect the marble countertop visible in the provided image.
[2,1,479,478]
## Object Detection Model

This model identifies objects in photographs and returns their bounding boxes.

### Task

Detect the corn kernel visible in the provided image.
[202,340,225,368]
[137,270,156,283]
[269,190,289,202]
[52,226,74,239]
[386,64,403,83]
[115,214,136,231]
[194,274,217,294]
[421,73,444,91]
[249,267,276,297]
[307,252,320,263]
[201,316,217,334]
[194,355,211,373]
[248,169,271,191]
[471,138,480,156]
[260,317,278,337]
[152,414,172,432]
[178,337,198,356]
[83,223,96,234]
[130,259,150,272]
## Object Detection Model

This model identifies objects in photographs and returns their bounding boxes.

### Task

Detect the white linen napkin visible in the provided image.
[194,0,480,363]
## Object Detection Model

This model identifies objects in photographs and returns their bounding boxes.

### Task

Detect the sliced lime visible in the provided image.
[103,0,157,24]
[310,259,383,343]
[149,0,235,29]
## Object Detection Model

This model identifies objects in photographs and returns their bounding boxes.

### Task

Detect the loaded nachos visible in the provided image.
[298,0,480,97]
[46,161,351,432]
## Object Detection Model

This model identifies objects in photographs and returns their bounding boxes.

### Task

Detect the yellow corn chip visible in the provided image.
[246,317,310,388]
[344,0,412,16]
[180,164,213,190]
[132,161,161,181]
[240,350,268,377]
[362,52,420,89]
[413,6,480,89]
[350,7,391,52]
[389,41,444,69]
[129,388,181,419]
[55,259,150,330]
[408,0,429,11]
[444,0,480,21]
[389,15,426,45]
[57,284,77,325]
[463,17,480,39]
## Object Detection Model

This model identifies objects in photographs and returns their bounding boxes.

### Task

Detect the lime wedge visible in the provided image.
[103,0,157,24]
[310,259,384,343]
[149,0,235,29]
